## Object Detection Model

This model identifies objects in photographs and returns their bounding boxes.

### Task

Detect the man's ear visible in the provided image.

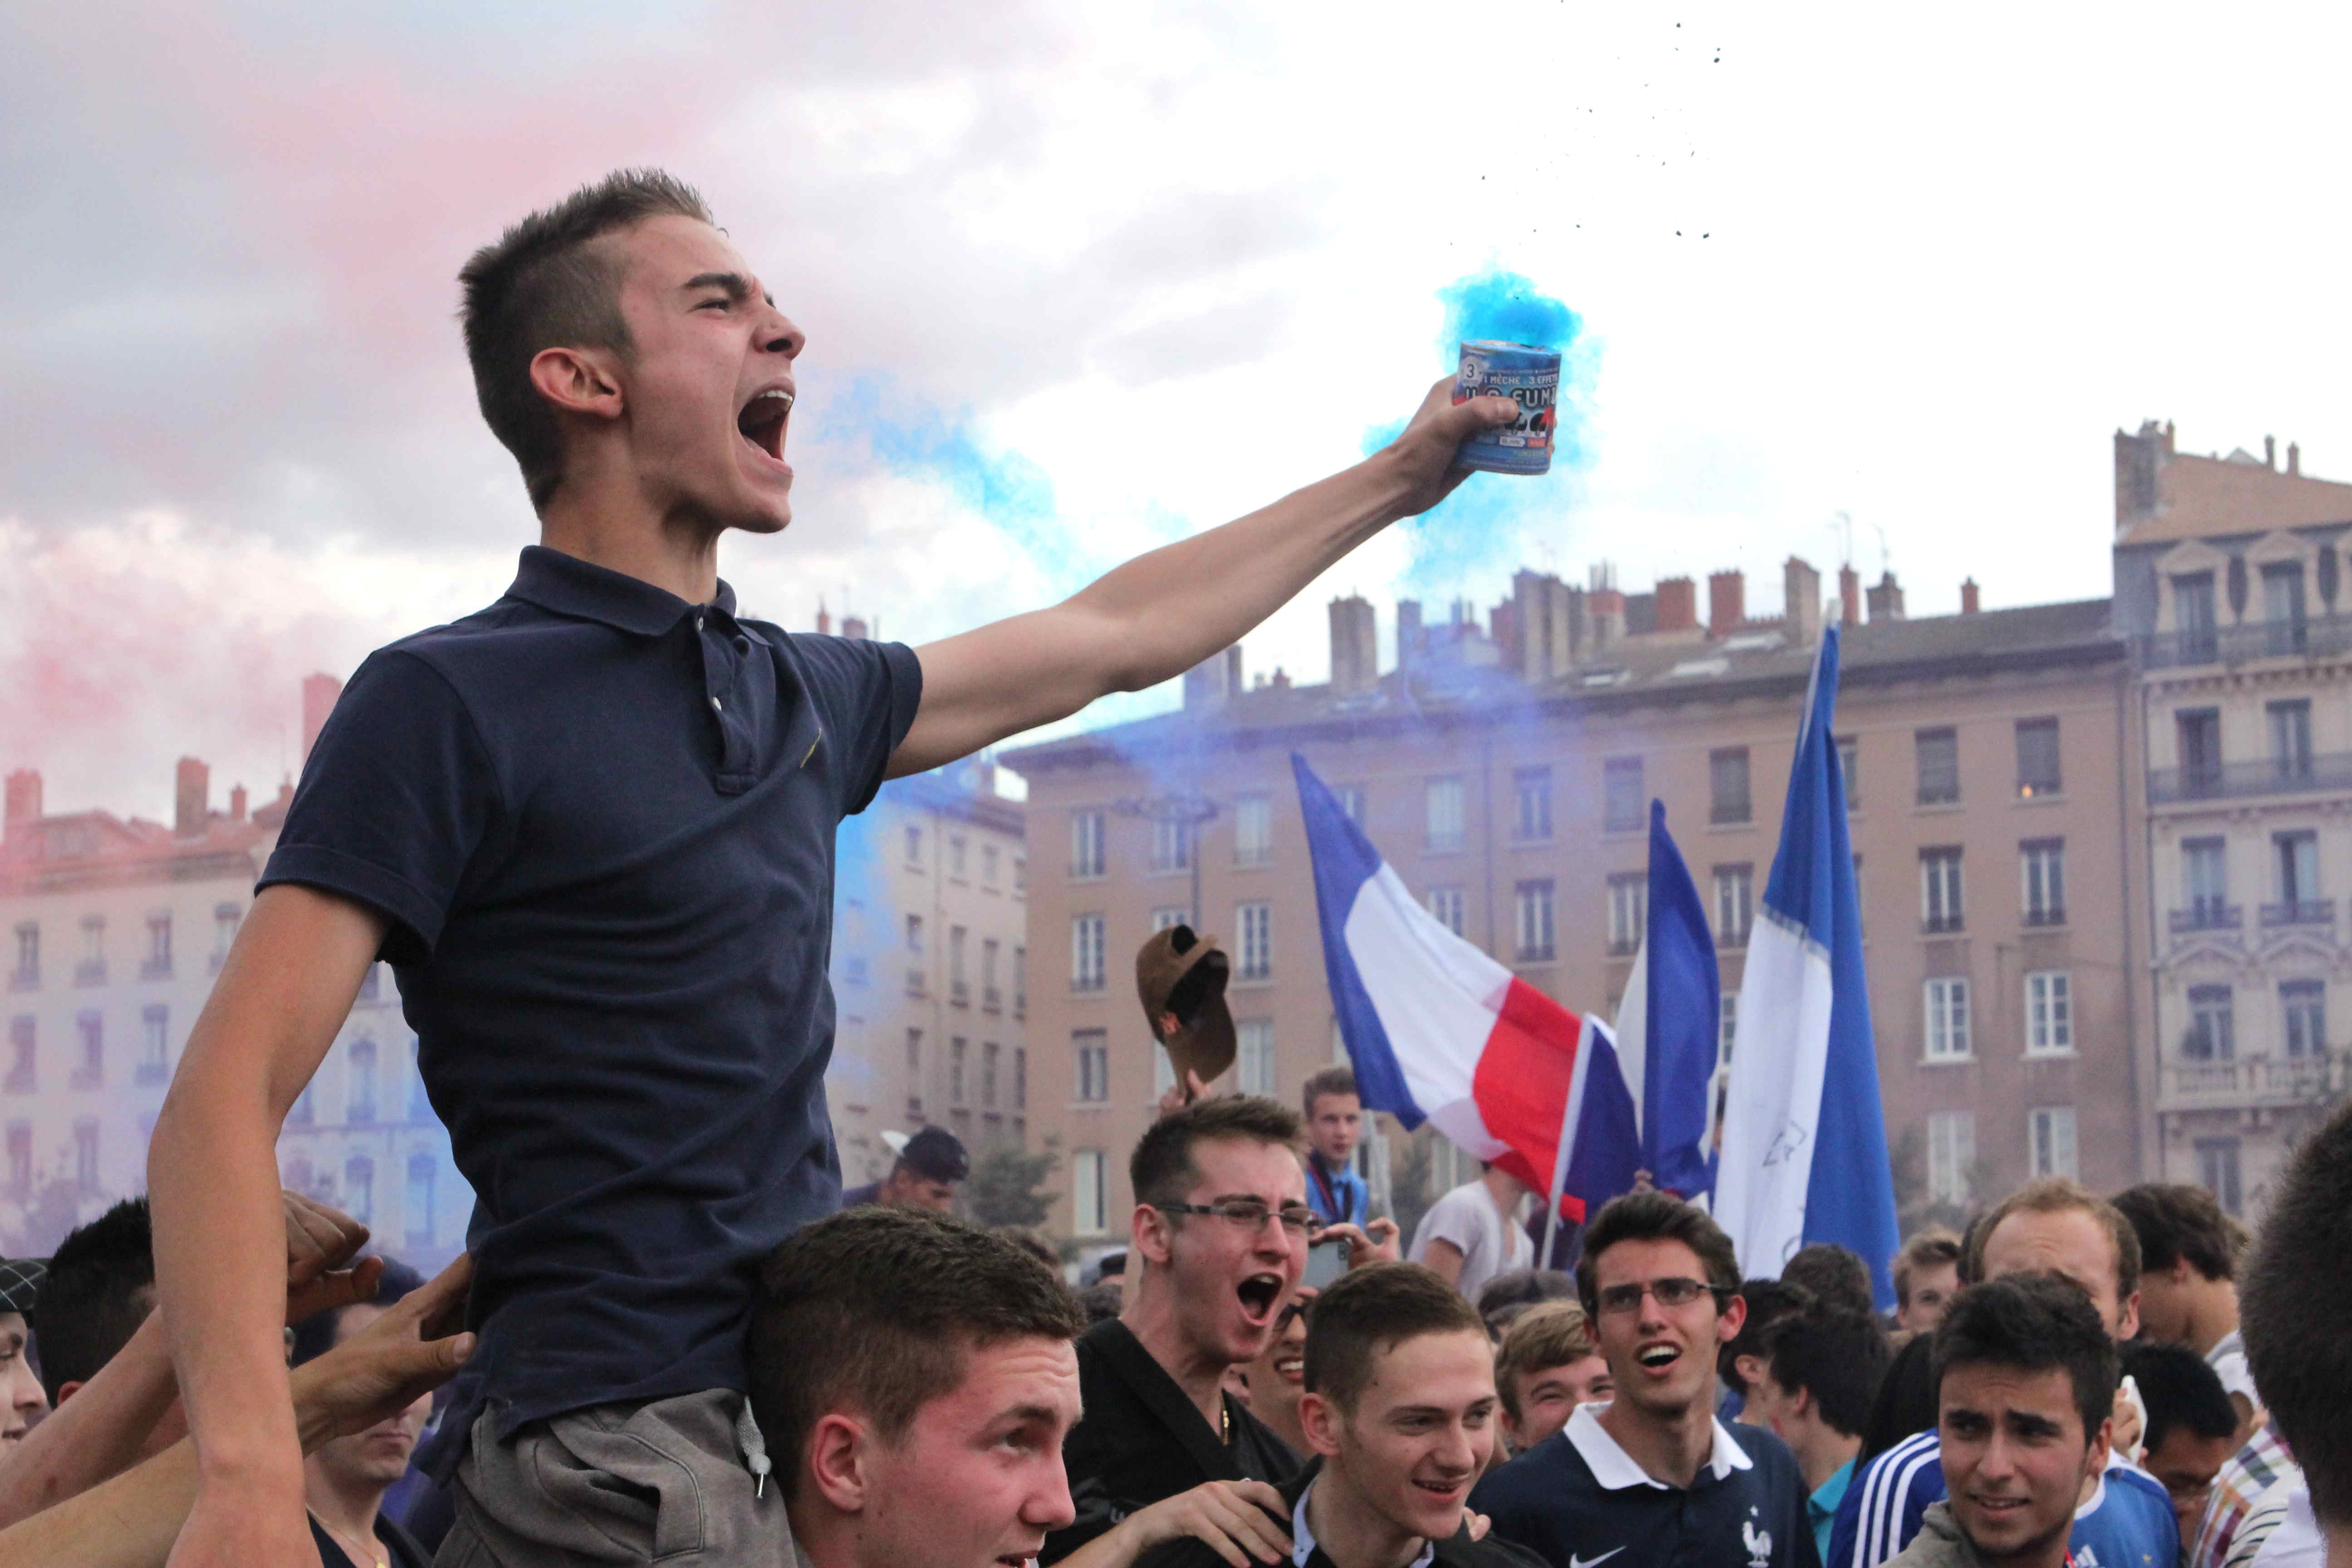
[527,344,626,423]
[1715,1291,1749,1345]
[1298,1391,1345,1460]
[1132,1203,1175,1268]
[805,1411,872,1514]
[2116,1290,2141,1343]
[53,1380,81,1407]
[2084,1414,2113,1485]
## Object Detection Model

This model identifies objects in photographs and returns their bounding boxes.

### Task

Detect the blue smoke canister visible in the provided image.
[1453,339,1563,475]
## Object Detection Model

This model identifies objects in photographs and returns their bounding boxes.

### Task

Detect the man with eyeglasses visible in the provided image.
[1472,1191,1818,1568]
[1045,1097,1314,1568]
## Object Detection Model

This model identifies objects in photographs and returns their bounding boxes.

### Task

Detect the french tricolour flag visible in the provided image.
[1294,754,1637,1221]
[1711,627,1903,1304]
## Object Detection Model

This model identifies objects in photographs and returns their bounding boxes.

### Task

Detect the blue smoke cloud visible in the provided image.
[1368,267,1598,597]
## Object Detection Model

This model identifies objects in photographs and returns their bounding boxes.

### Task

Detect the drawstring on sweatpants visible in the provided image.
[736,1399,773,1499]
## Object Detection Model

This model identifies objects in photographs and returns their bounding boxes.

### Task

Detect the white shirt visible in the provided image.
[1564,1401,1754,1490]
[1409,1179,1533,1304]
[2247,1480,2322,1568]
[2207,1328,2260,1409]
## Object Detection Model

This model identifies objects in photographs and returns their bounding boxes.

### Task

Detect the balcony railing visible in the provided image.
[2162,1051,2352,1106]
[2139,614,2352,671]
[904,968,926,997]
[2148,753,2352,805]
[2169,902,2243,934]
[1922,913,1966,936]
[982,985,1002,1013]
[140,956,172,981]
[1716,927,1750,951]
[1606,936,1639,958]
[2261,900,2336,929]
[74,960,106,986]
[950,979,970,1007]
[2023,906,2068,928]
[5,967,33,993]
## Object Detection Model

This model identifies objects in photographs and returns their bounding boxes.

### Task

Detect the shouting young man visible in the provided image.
[146,167,1519,1567]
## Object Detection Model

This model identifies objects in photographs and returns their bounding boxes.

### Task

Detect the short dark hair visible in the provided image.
[1965,1179,2141,1306]
[1302,1262,1487,1415]
[1476,1269,1577,1323]
[1784,1243,1875,1316]
[1077,1280,1124,1326]
[1894,1228,1965,1309]
[1718,1278,1813,1394]
[1494,1301,1598,1422]
[1858,1332,1941,1465]
[2111,1184,2238,1283]
[289,1259,428,1367]
[31,1199,155,1401]
[750,1207,1083,1493]
[1764,1309,1892,1438]
[1932,1274,2118,1443]
[1303,1066,1358,1115]
[1130,1095,1303,1210]
[2118,1341,2236,1456]
[1576,1191,1741,1321]
[458,168,714,512]
[2242,1099,2352,1525]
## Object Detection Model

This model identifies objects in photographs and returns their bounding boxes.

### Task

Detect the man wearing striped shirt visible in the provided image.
[1826,1181,2177,1568]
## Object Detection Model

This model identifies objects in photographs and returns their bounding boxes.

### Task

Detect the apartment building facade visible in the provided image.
[1009,564,2140,1245]
[2116,423,2352,1216]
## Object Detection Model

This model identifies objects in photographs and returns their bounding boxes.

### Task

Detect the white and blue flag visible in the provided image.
[1711,626,1902,1304]
[1608,799,1722,1203]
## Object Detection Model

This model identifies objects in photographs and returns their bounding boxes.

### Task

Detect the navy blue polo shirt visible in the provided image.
[1472,1403,1820,1568]
[261,545,921,1446]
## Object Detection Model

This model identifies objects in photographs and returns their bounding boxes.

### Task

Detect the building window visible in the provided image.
[905,915,924,956]
[943,835,963,879]
[1712,866,1754,950]
[4,1017,31,1094]
[1152,818,1192,874]
[1927,1110,1975,1206]
[1836,735,1860,811]
[1921,848,1965,933]
[2021,839,2066,926]
[905,823,924,864]
[1238,902,1273,980]
[76,914,106,985]
[139,1005,169,1086]
[1425,777,1466,852]
[1070,916,1106,992]
[2025,972,2073,1057]
[1237,1019,1275,1097]
[1426,886,1465,937]
[2269,700,2314,783]
[343,1156,374,1225]
[1073,1151,1108,1236]
[2283,980,2326,1058]
[10,924,36,990]
[405,1155,436,1247]
[2029,1106,2079,1181]
[1925,977,1972,1060]
[982,939,1001,1012]
[1916,728,1960,806]
[1014,1048,1027,1110]
[1013,948,1026,1016]
[2184,985,2235,1062]
[981,1042,1001,1109]
[2015,718,2061,799]
[1336,785,1366,825]
[1709,749,1752,825]
[950,1039,968,1104]
[2274,831,2323,921]
[289,1083,315,1126]
[210,903,240,973]
[2176,708,2223,795]
[2174,572,2219,661]
[74,1120,100,1194]
[949,926,969,1005]
[983,845,1000,887]
[407,1039,431,1122]
[1070,811,1107,879]
[1514,880,1556,962]
[1602,759,1644,833]
[143,911,173,980]
[5,1124,27,1194]
[2182,838,2230,926]
[1718,991,1739,1067]
[2195,1137,2242,1217]
[1513,767,1553,841]
[1607,874,1646,956]
[2263,560,2308,653]
[72,1011,103,1090]
[1234,795,1273,866]
[347,1038,377,1123]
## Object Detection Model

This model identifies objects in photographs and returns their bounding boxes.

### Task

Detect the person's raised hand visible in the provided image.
[1120,1478,1292,1568]
[1320,1219,1402,1268]
[1374,377,1519,522]
[290,1254,474,1452]
[280,1190,373,1325]
[1156,1068,1213,1120]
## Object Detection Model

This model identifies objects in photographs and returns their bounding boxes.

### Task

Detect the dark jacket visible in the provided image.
[1139,1459,1550,1568]
[1044,1318,1301,1563]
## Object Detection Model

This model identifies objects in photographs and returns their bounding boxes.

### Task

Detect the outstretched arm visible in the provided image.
[888,380,1515,775]
[146,885,388,1568]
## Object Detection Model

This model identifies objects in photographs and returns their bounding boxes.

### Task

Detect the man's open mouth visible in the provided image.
[1236,1274,1284,1322]
[1274,1353,1304,1382]
[736,387,793,463]
[1635,1343,1681,1371]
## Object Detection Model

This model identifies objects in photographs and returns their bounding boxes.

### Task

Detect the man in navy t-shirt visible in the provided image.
[144,168,1522,1568]
[1473,1191,1818,1568]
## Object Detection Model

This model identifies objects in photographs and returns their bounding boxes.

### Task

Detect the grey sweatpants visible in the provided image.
[432,1389,795,1567]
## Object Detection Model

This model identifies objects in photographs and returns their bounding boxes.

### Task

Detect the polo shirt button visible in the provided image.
[696,616,706,632]
[710,696,723,713]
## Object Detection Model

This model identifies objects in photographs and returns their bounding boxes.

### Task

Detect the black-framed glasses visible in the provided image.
[1594,1276,1726,1316]
[1157,1198,1324,1238]
[1275,1298,1311,1332]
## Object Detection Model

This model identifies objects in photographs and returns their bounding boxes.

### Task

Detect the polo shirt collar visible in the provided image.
[1565,1401,1754,1490]
[1810,1455,1857,1522]
[1292,1475,1436,1568]
[506,545,738,636]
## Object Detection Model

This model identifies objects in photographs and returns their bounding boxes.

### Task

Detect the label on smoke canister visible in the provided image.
[1453,339,1562,475]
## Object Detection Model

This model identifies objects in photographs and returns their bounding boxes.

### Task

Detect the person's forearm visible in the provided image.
[0,1312,180,1526]
[0,1438,196,1568]
[1053,1514,1152,1568]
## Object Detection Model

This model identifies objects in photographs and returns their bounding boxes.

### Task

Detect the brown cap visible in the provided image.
[1136,924,1235,1087]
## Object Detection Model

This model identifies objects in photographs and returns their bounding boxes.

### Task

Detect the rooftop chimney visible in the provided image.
[230,783,250,822]
[2289,442,2302,477]
[302,673,344,764]
[1865,570,1906,622]
[3,770,39,842]
[1784,558,1823,647]
[842,616,869,641]
[2266,435,2278,470]
[1183,645,1244,709]
[1839,564,1861,627]
[176,757,210,838]
[1654,576,1698,633]
[1328,596,1378,696]
[816,600,832,635]
[1396,599,1424,673]
[1589,585,1627,652]
[1707,570,1745,638]
[1960,578,1980,615]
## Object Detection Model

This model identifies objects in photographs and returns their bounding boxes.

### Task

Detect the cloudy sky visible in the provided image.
[7,0,2351,820]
